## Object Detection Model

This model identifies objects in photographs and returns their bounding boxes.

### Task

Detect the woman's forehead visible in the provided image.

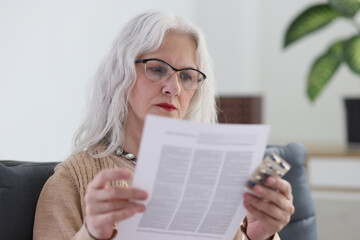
[140,32,198,69]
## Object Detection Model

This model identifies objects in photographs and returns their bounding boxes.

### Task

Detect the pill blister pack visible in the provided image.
[246,152,291,190]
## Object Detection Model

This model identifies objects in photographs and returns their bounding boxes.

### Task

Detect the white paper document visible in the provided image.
[116,115,270,240]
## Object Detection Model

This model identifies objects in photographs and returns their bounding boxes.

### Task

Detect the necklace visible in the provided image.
[115,147,137,165]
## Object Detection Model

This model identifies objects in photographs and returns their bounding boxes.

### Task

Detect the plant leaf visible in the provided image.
[327,40,345,58]
[329,0,360,18]
[284,4,340,48]
[307,41,344,101]
[343,35,360,74]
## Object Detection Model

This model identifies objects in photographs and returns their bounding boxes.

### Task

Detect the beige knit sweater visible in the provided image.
[33,149,279,240]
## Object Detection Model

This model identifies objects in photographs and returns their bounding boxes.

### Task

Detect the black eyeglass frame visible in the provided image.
[135,58,207,83]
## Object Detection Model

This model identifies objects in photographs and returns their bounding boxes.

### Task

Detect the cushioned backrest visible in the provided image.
[265,143,318,240]
[0,144,317,240]
[0,161,58,240]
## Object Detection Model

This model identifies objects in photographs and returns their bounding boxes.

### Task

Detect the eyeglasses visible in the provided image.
[135,58,206,90]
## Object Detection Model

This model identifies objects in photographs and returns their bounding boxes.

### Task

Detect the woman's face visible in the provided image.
[128,31,198,126]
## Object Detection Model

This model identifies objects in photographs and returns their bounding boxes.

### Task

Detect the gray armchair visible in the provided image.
[0,160,59,240]
[0,143,317,240]
[266,143,318,240]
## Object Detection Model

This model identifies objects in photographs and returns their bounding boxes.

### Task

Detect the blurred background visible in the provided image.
[1,0,359,239]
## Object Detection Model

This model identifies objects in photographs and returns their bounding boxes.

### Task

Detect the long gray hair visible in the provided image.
[73,11,217,156]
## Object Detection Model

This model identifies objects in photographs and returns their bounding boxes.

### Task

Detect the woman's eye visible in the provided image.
[180,72,193,81]
[148,66,167,73]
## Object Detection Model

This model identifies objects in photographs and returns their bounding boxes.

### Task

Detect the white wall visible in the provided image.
[0,0,195,162]
[193,0,263,95]
[193,0,360,150]
[259,0,360,149]
[1,0,359,162]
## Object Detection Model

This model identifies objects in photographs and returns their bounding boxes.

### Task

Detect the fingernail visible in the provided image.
[267,177,276,185]
[254,185,263,194]
[138,205,146,212]
[141,191,148,199]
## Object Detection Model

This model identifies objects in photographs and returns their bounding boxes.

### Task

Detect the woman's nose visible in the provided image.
[162,71,181,96]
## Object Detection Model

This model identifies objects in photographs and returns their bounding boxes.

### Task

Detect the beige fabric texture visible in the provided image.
[33,149,279,240]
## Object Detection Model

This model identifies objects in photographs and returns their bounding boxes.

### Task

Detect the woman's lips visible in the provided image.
[156,103,177,112]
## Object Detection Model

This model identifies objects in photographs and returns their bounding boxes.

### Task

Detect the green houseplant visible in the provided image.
[284,0,360,147]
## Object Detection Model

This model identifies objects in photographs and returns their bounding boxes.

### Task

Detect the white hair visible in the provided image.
[73,11,217,156]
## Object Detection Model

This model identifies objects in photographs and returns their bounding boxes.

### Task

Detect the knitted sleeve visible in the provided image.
[33,162,94,240]
[33,152,279,240]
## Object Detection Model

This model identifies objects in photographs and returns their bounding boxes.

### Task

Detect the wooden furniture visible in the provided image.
[216,96,262,124]
[307,148,360,193]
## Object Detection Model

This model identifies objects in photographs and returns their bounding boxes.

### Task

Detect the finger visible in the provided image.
[243,198,283,233]
[252,184,295,215]
[89,207,138,227]
[86,207,138,237]
[244,193,291,223]
[86,200,146,215]
[88,169,132,189]
[244,193,278,217]
[252,184,292,213]
[265,177,293,200]
[86,186,148,203]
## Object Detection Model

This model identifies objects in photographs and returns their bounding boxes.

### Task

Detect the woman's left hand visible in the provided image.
[243,176,295,240]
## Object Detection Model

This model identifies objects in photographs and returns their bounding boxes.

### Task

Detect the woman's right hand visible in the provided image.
[84,168,148,239]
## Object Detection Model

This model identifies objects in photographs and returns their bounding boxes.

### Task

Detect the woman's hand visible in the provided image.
[243,176,295,240]
[84,168,148,239]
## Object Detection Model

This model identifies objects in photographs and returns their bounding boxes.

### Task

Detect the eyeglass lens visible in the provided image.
[144,60,203,90]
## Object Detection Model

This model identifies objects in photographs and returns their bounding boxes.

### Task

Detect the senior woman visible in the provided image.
[33,11,294,240]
